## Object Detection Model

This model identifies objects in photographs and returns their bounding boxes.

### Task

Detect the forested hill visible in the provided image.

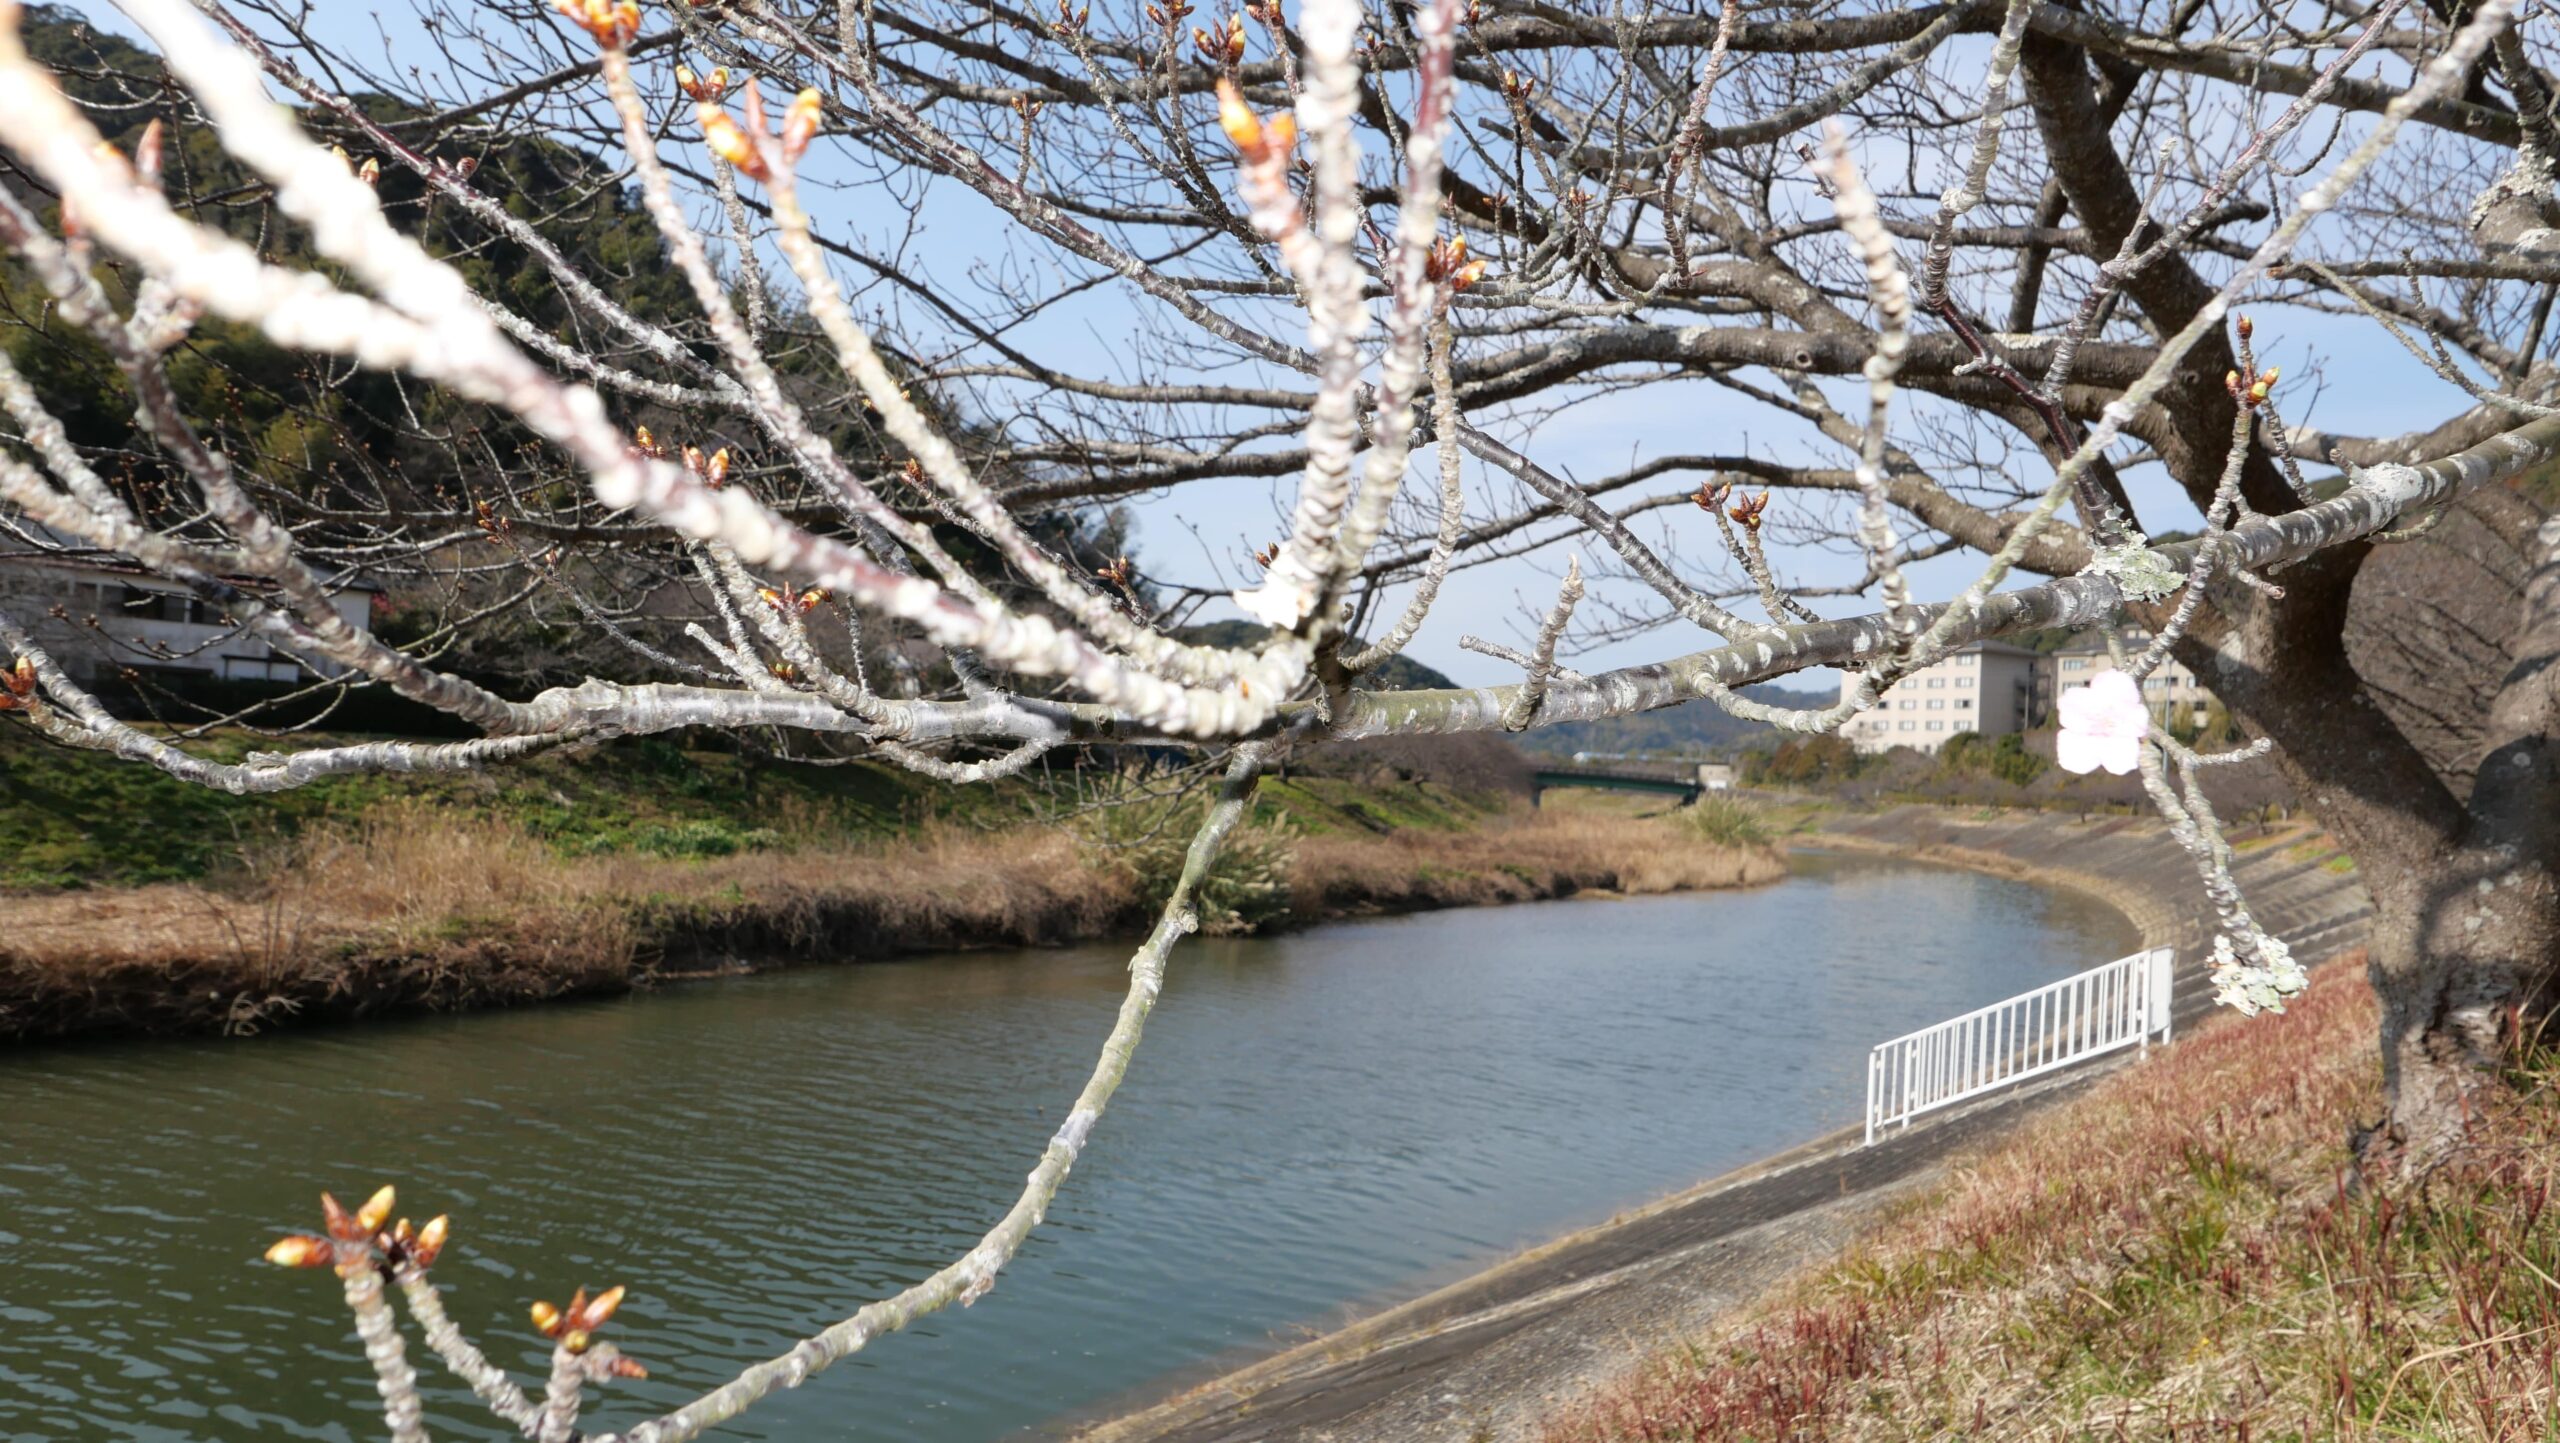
[1514,685,1833,758]
[1174,621,1822,756]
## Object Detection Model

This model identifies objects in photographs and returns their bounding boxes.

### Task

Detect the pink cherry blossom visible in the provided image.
[2056,670,2149,775]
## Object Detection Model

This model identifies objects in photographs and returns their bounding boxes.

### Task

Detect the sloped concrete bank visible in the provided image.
[1071,805,2374,1443]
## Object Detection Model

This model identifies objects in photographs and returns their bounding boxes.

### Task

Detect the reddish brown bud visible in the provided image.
[553,0,641,46]
[531,1299,565,1337]
[577,1285,626,1330]
[413,1215,450,1269]
[135,118,166,188]
[705,447,731,488]
[699,106,770,181]
[782,88,824,163]
[355,1185,396,1236]
[265,1235,335,1268]
[606,1355,650,1380]
[1216,80,1293,163]
[320,1191,360,1241]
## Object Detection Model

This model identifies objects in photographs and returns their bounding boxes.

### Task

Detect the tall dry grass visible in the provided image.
[0,796,1776,1039]
[1545,954,2560,1442]
[1293,807,1784,914]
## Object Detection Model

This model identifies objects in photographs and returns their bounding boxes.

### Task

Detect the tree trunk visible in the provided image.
[2361,849,2560,1167]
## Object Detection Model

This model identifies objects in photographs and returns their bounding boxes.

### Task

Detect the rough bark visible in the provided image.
[2024,23,2560,1164]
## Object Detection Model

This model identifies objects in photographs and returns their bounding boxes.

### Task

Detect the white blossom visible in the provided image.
[2057,671,2150,776]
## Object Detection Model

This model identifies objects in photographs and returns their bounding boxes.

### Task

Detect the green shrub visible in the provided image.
[1085,798,1296,935]
[1683,796,1771,848]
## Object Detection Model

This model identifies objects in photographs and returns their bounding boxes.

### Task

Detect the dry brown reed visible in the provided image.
[0,798,1775,1040]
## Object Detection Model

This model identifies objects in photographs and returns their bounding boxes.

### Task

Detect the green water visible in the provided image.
[0,850,2135,1442]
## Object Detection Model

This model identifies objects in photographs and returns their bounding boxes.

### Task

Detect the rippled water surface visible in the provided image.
[0,851,2135,1442]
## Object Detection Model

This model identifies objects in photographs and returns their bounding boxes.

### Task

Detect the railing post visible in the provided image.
[2151,946,2174,1043]
[1865,1048,1878,1146]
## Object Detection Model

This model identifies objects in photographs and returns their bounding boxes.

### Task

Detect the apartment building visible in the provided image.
[1839,640,2041,754]
[0,547,378,686]
[1840,627,2224,756]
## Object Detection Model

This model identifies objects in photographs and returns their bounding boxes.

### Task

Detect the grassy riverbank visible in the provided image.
[0,729,1780,1042]
[1542,952,2560,1441]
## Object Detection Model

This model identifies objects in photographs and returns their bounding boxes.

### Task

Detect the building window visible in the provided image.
[1899,720,1915,731]
[2062,658,2087,671]
[1926,721,1943,731]
[118,587,213,626]
[1955,676,1973,688]
[1927,698,1943,709]
[1927,676,1943,688]
[1955,698,1972,709]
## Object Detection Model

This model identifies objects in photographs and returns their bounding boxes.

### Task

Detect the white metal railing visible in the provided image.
[1864,947,2174,1145]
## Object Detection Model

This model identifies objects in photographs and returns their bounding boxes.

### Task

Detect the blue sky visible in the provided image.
[62,1,2493,689]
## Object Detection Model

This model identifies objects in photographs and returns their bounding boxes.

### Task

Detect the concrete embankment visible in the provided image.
[1073,804,2374,1443]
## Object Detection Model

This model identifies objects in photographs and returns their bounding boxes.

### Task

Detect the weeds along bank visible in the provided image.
[1541,953,2560,1442]
[0,730,1781,1042]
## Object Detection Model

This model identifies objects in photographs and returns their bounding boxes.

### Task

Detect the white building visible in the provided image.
[1841,640,2041,754]
[0,549,378,686]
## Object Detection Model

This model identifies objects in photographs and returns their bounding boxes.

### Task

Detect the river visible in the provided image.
[0,850,2136,1442]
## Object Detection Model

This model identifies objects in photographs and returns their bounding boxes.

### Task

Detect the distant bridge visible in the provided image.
[1529,761,1728,806]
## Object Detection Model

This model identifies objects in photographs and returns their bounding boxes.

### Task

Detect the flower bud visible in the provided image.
[705,447,731,487]
[266,1235,335,1268]
[782,88,824,162]
[531,1299,565,1337]
[135,119,166,189]
[579,1284,626,1329]
[1215,80,1262,154]
[355,1185,396,1235]
[413,1215,450,1269]
[553,0,641,46]
[699,106,770,181]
